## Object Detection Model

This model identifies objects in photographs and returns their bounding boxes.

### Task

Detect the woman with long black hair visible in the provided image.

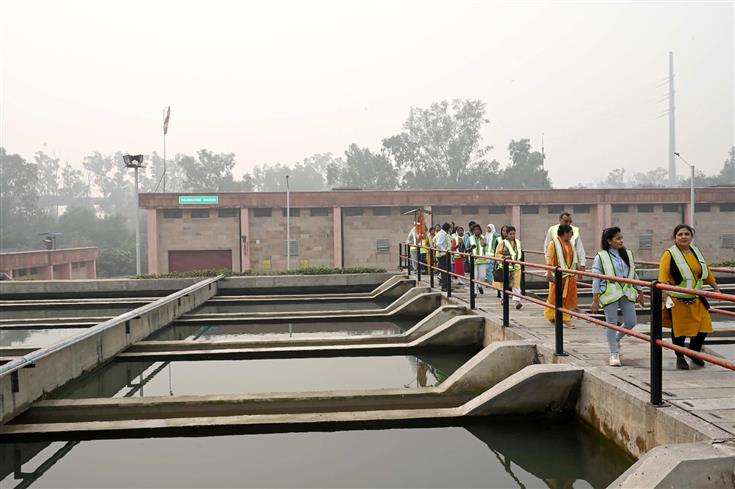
[590,227,644,367]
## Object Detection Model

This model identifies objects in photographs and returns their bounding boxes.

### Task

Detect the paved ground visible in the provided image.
[416,276,735,438]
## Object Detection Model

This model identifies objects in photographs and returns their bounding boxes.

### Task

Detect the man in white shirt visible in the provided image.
[435,222,452,290]
[544,212,586,270]
[406,225,418,271]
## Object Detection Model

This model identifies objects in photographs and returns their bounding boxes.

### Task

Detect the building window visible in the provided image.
[163,209,182,219]
[721,234,735,249]
[282,208,301,217]
[433,206,452,216]
[373,207,392,216]
[638,231,653,250]
[284,240,299,256]
[521,205,539,214]
[71,262,81,269]
[400,206,416,215]
[218,208,238,218]
[662,204,679,213]
[254,208,272,218]
[547,205,565,214]
[30,267,38,274]
[637,204,654,213]
[376,239,391,254]
[720,203,735,212]
[191,209,209,218]
[344,207,363,216]
[310,208,329,216]
[694,203,710,212]
[16,269,27,277]
[612,204,628,213]
[573,205,590,214]
[461,206,479,215]
[488,206,506,215]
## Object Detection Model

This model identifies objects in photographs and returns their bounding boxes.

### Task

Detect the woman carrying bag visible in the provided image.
[658,224,721,370]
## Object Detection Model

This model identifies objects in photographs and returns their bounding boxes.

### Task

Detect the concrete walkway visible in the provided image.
[418,276,735,438]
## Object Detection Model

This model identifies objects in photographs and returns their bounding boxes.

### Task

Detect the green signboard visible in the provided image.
[178,195,219,205]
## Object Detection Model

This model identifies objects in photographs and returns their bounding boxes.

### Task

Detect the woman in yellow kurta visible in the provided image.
[494,225,523,309]
[659,224,721,370]
[544,224,579,327]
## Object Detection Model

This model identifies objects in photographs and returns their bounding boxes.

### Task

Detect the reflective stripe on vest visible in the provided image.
[668,244,708,299]
[553,237,577,276]
[469,235,489,264]
[598,249,638,306]
[498,239,522,270]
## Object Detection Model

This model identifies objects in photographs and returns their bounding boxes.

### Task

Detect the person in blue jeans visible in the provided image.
[590,226,645,367]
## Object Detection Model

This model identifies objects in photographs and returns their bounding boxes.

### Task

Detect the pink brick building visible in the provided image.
[140,188,735,274]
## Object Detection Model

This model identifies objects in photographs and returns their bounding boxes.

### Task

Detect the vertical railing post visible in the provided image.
[554,267,567,356]
[398,243,403,271]
[469,253,476,310]
[406,243,411,276]
[520,251,526,296]
[446,250,452,298]
[502,258,510,327]
[650,281,664,406]
[429,248,434,289]
[416,245,422,282]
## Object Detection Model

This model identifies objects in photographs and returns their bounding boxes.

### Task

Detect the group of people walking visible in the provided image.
[407,211,723,370]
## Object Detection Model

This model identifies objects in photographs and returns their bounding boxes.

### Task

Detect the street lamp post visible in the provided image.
[674,152,695,226]
[123,154,145,275]
[286,175,291,271]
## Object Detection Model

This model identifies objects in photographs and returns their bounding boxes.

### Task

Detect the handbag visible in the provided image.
[493,266,503,282]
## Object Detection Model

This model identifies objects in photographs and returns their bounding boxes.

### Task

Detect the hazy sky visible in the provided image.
[1,0,733,187]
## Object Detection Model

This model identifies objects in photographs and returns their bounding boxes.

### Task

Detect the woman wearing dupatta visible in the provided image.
[544,224,579,327]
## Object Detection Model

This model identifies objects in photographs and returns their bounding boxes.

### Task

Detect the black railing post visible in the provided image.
[469,254,476,310]
[650,281,664,406]
[416,245,422,282]
[446,251,452,298]
[554,267,567,356]
[502,258,510,327]
[406,244,411,276]
[520,251,526,296]
[398,243,403,270]
[429,249,434,289]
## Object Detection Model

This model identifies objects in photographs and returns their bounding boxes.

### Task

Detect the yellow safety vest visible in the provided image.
[598,249,638,306]
[468,235,490,264]
[668,245,709,299]
[498,239,522,271]
[553,237,578,277]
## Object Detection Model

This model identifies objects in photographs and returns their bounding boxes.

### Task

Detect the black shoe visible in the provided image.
[497,291,501,298]
[479,287,484,294]
[676,357,689,370]
[516,302,523,310]
[691,357,705,367]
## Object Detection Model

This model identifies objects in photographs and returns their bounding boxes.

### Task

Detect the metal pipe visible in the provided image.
[286,175,290,271]
[554,267,566,356]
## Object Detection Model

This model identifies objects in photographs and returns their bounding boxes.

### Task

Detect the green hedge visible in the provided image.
[134,266,386,279]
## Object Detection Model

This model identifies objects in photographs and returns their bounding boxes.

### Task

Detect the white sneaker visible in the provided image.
[616,337,622,356]
[609,353,621,367]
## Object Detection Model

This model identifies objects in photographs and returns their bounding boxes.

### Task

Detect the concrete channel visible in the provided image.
[0,272,731,487]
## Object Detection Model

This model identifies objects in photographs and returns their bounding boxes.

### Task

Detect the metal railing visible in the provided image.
[399,243,735,406]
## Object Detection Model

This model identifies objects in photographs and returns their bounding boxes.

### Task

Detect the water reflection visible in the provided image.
[0,418,633,488]
[149,319,411,341]
[0,329,89,348]
[50,352,474,399]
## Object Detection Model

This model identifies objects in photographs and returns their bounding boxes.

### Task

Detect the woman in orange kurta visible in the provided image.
[659,224,721,370]
[544,225,579,327]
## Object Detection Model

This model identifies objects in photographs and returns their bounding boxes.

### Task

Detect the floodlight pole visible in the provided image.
[134,165,141,275]
[286,175,291,271]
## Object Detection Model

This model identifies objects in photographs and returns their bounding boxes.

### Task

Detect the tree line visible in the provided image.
[1,98,733,276]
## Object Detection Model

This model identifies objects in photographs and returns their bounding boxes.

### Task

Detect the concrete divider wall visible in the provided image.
[0,277,219,423]
[219,273,401,295]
